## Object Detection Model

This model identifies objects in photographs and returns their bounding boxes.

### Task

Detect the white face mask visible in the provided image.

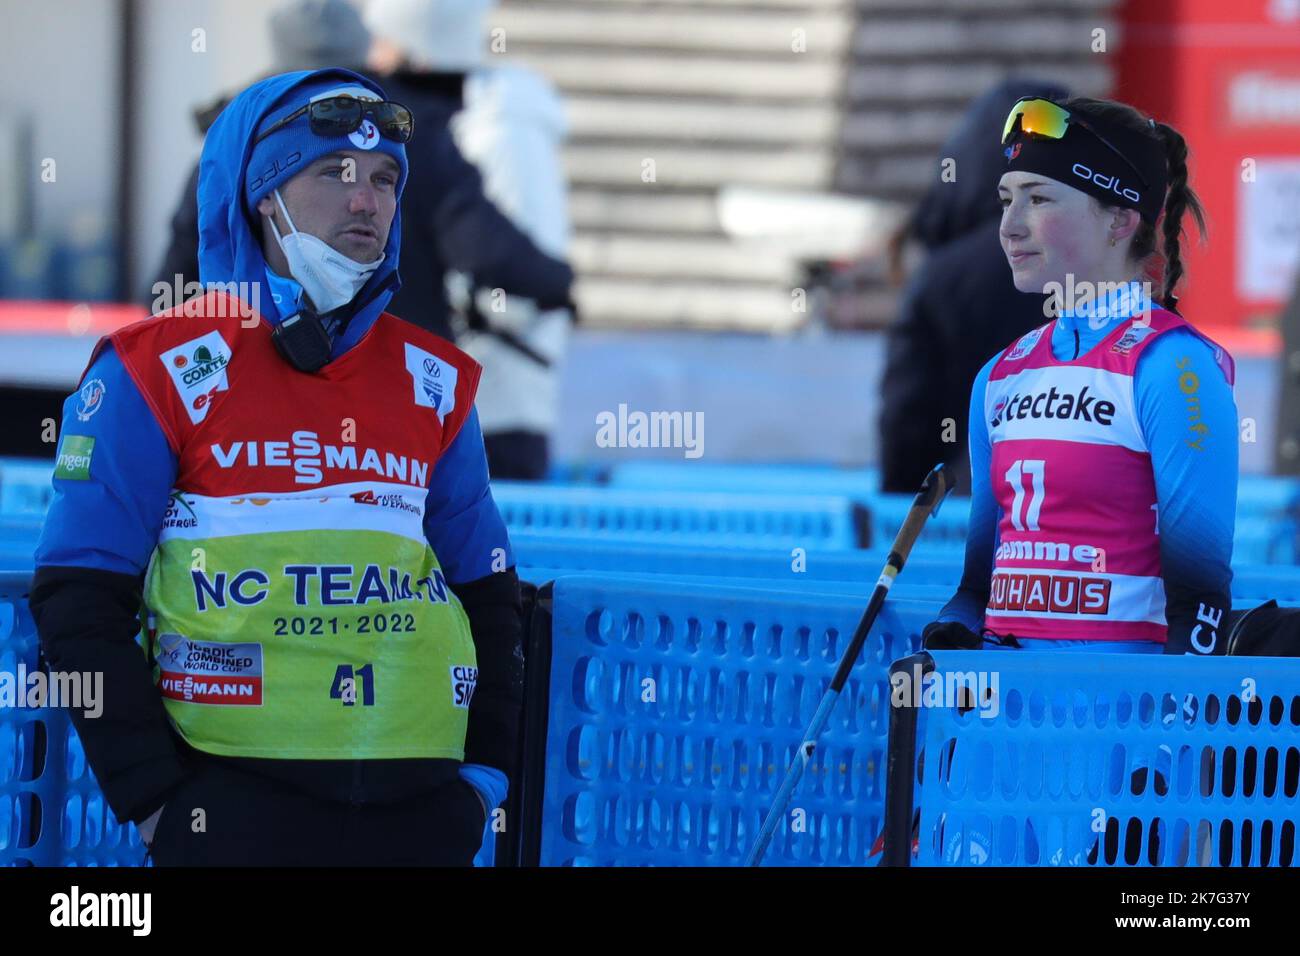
[267,189,385,314]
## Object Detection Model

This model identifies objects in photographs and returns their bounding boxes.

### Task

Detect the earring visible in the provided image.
[1109,237,1117,247]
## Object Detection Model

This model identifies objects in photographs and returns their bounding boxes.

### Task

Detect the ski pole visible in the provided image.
[744,461,954,867]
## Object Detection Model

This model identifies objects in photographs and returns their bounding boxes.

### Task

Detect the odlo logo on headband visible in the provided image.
[1071,162,1140,204]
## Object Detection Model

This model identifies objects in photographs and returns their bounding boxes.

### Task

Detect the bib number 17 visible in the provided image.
[1004,458,1046,531]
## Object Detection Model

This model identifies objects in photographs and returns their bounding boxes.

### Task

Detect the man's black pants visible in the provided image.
[147,759,488,867]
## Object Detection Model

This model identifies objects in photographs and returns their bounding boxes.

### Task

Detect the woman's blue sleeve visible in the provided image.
[936,353,1001,630]
[1133,329,1237,655]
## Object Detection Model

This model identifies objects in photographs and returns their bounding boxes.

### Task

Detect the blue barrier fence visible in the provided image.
[491,482,867,549]
[4,449,1300,866]
[510,532,1300,605]
[0,460,55,520]
[0,518,43,572]
[521,568,955,605]
[4,457,1298,559]
[601,463,1300,563]
[0,572,145,865]
[884,651,1300,866]
[606,462,1300,511]
[7,561,1300,866]
[5,517,1300,606]
[608,462,881,500]
[531,574,927,865]
[511,531,960,585]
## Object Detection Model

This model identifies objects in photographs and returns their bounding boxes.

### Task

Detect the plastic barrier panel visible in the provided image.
[510,532,961,586]
[0,573,145,865]
[0,460,55,519]
[536,574,929,865]
[600,463,1299,563]
[0,518,42,571]
[510,533,1300,605]
[492,482,864,549]
[886,651,1300,867]
[608,462,880,500]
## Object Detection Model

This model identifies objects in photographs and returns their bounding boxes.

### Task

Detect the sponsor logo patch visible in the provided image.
[450,664,478,709]
[1110,321,1157,356]
[350,488,423,515]
[161,491,199,529]
[348,118,380,150]
[160,332,232,424]
[989,385,1116,428]
[1071,162,1141,205]
[156,635,263,705]
[1004,327,1045,361]
[54,435,95,481]
[210,433,432,487]
[988,572,1112,615]
[75,378,107,421]
[404,344,458,423]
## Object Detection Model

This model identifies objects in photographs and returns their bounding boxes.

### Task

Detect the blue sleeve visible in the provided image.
[1134,329,1237,654]
[35,345,178,575]
[458,762,509,811]
[423,405,515,584]
[937,352,1001,631]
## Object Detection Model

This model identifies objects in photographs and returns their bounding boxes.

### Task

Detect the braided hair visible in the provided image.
[1059,97,1207,314]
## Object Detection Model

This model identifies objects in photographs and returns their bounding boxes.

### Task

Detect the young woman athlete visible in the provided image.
[906,95,1239,865]
[923,95,1238,658]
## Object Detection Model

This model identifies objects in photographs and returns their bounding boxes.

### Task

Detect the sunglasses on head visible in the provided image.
[1002,97,1150,191]
[253,95,414,146]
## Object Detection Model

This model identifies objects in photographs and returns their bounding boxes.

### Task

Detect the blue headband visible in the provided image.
[244,77,408,212]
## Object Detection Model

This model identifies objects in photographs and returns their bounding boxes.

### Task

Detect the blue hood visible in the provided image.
[197,68,404,333]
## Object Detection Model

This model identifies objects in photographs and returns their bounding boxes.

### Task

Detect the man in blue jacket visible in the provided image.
[31,68,522,866]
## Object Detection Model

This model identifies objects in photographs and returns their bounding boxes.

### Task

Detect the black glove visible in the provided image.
[922,620,983,650]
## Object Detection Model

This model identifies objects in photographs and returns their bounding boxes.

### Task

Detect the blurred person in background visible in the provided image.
[1276,266,1300,476]
[366,0,574,481]
[151,0,374,295]
[879,79,1069,494]
[37,67,524,866]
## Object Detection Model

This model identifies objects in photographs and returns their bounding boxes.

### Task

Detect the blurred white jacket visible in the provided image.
[448,64,571,437]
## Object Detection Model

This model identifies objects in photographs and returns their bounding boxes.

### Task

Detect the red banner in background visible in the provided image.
[1117,0,1300,352]
[0,300,145,336]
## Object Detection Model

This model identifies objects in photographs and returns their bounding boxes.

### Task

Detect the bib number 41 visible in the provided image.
[331,663,376,706]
